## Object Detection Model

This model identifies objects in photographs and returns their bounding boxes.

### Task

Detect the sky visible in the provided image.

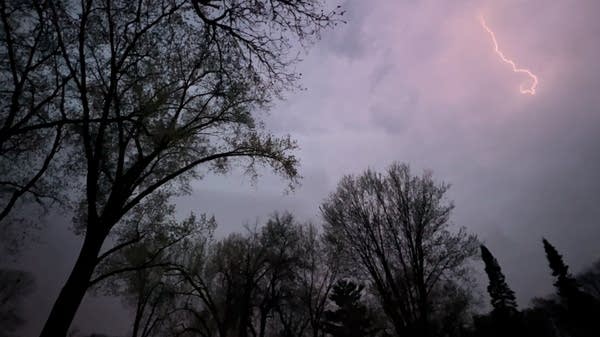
[11,0,600,335]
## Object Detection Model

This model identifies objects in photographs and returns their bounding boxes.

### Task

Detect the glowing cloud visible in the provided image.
[479,16,538,95]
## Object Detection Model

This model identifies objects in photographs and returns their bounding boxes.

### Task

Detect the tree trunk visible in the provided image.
[418,283,429,337]
[259,307,268,337]
[39,231,105,337]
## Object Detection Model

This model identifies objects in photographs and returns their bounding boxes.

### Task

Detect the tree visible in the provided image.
[472,245,521,337]
[322,280,379,337]
[321,163,478,337]
[178,232,261,337]
[428,280,473,337]
[519,301,561,337]
[543,238,599,337]
[295,223,338,337]
[577,259,600,300]
[0,1,343,336]
[256,213,307,337]
[158,212,316,337]
[542,239,583,302]
[0,0,67,224]
[91,192,216,337]
[480,245,518,316]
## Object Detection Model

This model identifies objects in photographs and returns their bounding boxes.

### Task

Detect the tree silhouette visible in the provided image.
[91,193,216,337]
[141,212,330,337]
[472,245,524,337]
[480,245,518,316]
[322,162,478,337]
[0,1,344,336]
[0,1,67,225]
[543,238,599,337]
[543,239,582,301]
[322,280,378,337]
[577,259,600,300]
[295,222,338,337]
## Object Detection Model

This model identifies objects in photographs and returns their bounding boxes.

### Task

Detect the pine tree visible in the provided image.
[480,245,518,316]
[322,280,379,337]
[543,238,599,337]
[542,238,581,301]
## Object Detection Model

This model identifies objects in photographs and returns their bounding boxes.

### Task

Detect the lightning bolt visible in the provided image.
[479,16,538,95]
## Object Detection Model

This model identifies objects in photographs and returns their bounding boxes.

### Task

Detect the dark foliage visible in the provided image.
[321,162,478,337]
[542,239,600,337]
[577,259,600,300]
[5,161,598,337]
[321,280,379,337]
[480,245,518,317]
[1,1,343,336]
[543,239,581,301]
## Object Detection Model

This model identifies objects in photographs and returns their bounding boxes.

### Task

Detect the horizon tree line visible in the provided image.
[1,161,600,337]
[83,163,598,337]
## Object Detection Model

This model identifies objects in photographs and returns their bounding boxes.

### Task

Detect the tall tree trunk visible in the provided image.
[39,230,105,337]
[418,283,429,337]
[239,290,251,337]
[259,307,268,337]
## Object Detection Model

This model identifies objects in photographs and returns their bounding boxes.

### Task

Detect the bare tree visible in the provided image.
[0,0,69,224]
[294,223,338,337]
[0,1,344,336]
[112,212,332,337]
[97,208,345,337]
[321,162,478,337]
[169,213,309,337]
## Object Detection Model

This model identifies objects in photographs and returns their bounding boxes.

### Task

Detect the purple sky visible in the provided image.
[14,0,600,335]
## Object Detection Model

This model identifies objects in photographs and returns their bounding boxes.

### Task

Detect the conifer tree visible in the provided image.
[542,239,581,300]
[480,245,518,316]
[543,238,599,337]
[322,280,379,337]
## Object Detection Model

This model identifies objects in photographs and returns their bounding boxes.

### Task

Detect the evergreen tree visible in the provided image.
[322,280,379,337]
[542,239,581,300]
[542,238,599,337]
[480,245,518,316]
